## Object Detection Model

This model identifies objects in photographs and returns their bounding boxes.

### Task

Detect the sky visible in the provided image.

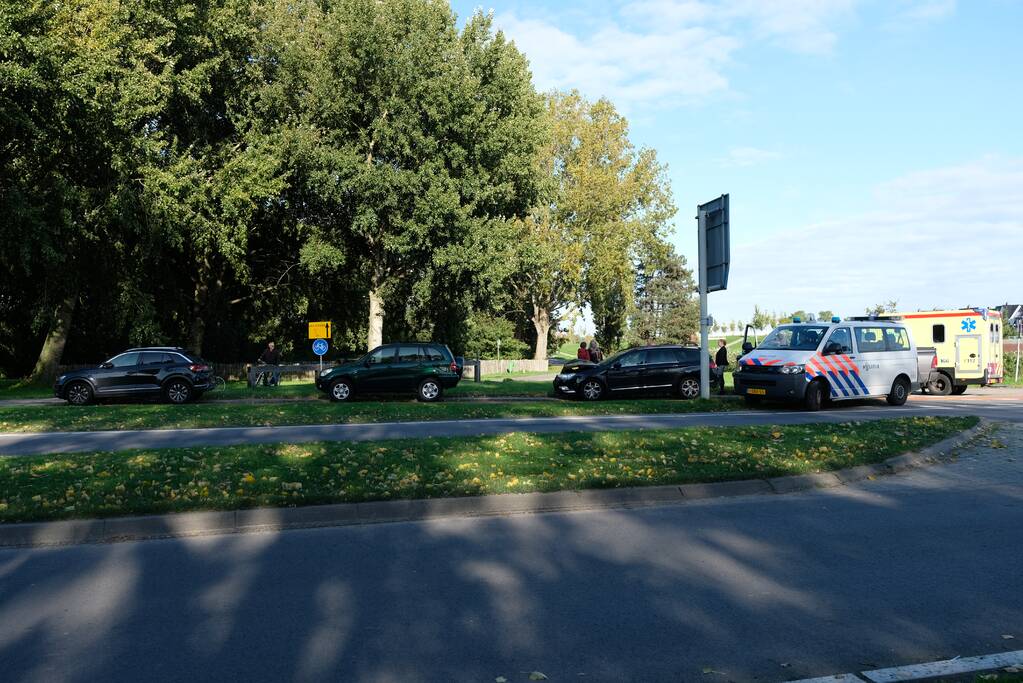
[450,0,1023,326]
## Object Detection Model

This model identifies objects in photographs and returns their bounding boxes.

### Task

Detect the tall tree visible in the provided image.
[289,1,542,351]
[0,0,171,381]
[628,249,698,346]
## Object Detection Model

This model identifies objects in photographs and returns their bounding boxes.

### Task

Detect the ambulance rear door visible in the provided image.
[957,334,982,375]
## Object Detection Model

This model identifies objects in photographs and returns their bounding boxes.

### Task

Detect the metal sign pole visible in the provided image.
[698,209,710,400]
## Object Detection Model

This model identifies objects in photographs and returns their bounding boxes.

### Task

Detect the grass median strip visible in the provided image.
[0,416,975,523]
[0,397,739,434]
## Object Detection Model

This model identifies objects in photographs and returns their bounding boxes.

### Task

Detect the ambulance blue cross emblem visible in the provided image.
[961,319,976,332]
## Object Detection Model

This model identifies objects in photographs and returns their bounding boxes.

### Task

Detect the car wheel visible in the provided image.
[951,385,967,395]
[418,379,442,402]
[804,380,826,411]
[928,373,952,396]
[886,377,910,406]
[329,379,353,402]
[677,377,700,399]
[66,381,93,406]
[580,379,604,401]
[163,379,193,404]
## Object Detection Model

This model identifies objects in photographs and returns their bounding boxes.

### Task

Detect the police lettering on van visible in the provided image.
[732,317,919,411]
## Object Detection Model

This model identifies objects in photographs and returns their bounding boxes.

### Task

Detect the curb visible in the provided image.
[0,418,993,549]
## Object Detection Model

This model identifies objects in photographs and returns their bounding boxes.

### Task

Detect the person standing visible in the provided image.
[588,339,602,363]
[714,338,729,393]
[577,342,590,361]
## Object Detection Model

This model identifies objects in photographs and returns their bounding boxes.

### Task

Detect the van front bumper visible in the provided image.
[733,372,808,401]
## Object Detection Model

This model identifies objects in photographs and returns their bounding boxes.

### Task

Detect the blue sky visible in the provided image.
[451,0,1023,326]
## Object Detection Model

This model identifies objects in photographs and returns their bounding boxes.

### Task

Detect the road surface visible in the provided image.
[0,395,1021,456]
[1,423,1020,682]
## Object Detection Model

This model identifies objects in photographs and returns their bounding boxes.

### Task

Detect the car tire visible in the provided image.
[65,381,94,406]
[951,385,967,395]
[677,377,700,399]
[886,377,910,406]
[163,379,193,404]
[804,380,826,411]
[329,379,353,402]
[928,373,953,396]
[417,379,442,402]
[580,378,604,401]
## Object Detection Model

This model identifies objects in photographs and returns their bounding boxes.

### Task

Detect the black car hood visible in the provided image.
[561,361,597,374]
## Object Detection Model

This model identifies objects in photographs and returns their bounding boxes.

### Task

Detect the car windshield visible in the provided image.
[757,325,828,351]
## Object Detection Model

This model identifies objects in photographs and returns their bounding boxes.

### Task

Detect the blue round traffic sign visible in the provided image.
[312,339,329,356]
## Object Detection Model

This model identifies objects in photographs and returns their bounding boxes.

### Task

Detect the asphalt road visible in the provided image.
[0,396,1021,456]
[1,424,1021,682]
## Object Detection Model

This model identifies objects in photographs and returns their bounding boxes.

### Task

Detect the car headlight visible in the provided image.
[556,373,574,381]
[57,374,66,383]
[319,369,332,377]
[733,364,742,374]
[780,364,805,375]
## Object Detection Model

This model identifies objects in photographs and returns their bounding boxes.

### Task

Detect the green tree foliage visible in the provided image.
[0,1,684,377]
[464,313,529,360]
[866,300,899,316]
[751,305,773,331]
[818,310,835,322]
[628,249,698,347]
[510,91,675,359]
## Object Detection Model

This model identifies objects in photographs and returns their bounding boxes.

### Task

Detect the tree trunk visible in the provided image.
[531,303,551,361]
[29,292,77,384]
[188,260,212,355]
[188,278,208,356]
[367,269,385,351]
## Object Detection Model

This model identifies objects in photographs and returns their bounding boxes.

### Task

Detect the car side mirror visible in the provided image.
[824,342,842,355]
[742,342,754,354]
[101,362,114,369]
[364,360,372,367]
[612,362,621,369]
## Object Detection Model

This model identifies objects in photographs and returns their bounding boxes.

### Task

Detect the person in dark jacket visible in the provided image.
[577,342,590,361]
[258,341,282,385]
[714,339,729,393]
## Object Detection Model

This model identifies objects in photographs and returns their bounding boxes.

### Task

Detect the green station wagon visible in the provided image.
[315,343,464,402]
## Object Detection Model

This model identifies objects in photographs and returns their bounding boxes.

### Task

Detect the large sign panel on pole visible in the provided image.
[697,193,730,399]
[699,194,730,293]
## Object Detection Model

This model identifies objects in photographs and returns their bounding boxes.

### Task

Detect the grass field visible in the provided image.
[0,416,975,523]
[0,395,741,433]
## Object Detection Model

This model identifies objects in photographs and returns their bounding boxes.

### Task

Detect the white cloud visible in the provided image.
[496,12,739,108]
[711,157,1023,321]
[718,146,782,167]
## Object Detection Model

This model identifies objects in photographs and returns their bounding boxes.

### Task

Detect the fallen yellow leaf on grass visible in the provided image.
[242,473,256,484]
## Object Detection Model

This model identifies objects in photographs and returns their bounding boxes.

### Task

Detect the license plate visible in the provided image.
[746,388,767,395]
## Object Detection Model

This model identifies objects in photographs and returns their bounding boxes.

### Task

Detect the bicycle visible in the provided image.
[210,375,227,392]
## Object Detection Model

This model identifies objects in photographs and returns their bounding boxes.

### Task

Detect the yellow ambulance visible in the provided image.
[883,309,1004,395]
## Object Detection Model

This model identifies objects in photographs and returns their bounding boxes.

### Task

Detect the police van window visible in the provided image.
[932,324,945,343]
[825,328,853,354]
[854,328,887,353]
[759,325,828,351]
[884,327,911,351]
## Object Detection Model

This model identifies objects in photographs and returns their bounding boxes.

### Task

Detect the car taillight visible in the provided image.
[449,361,458,373]
[931,355,938,369]
[709,360,717,369]
[190,364,210,373]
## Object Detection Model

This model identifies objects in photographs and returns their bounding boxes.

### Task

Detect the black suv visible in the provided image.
[54,347,214,405]
[315,343,463,402]
[553,344,710,400]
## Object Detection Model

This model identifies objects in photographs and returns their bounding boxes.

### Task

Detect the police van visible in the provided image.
[733,317,921,411]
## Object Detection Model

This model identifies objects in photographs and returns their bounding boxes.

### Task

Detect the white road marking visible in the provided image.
[790,649,1023,683]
